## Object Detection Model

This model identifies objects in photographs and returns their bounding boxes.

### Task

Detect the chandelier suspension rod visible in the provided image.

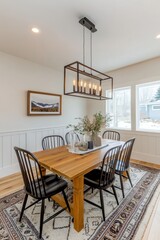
[83,25,85,69]
[90,30,92,74]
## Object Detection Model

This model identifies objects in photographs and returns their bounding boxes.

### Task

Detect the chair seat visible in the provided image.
[26,174,68,199]
[84,169,115,189]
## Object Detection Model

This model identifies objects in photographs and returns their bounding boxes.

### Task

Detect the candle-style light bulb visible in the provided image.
[99,86,102,96]
[92,84,94,95]
[80,80,83,92]
[93,84,96,95]
[84,82,86,93]
[73,80,76,92]
[89,83,91,94]
[95,85,97,95]
[78,81,81,92]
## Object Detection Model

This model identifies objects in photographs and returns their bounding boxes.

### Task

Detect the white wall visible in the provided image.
[0,51,87,132]
[87,57,160,165]
[0,52,87,177]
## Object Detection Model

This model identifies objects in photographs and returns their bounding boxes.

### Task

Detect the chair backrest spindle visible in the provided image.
[118,138,135,170]
[14,147,46,199]
[42,135,65,150]
[65,131,80,145]
[99,145,121,186]
[102,130,120,141]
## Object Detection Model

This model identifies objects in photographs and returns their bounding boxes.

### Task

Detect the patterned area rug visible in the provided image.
[0,164,160,240]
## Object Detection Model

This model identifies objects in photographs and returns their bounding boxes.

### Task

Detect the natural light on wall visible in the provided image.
[136,81,160,131]
[106,87,131,129]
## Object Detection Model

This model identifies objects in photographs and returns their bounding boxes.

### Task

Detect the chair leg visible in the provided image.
[99,189,105,221]
[119,173,125,198]
[39,199,45,239]
[19,193,28,222]
[62,190,70,212]
[126,170,133,187]
[112,185,119,205]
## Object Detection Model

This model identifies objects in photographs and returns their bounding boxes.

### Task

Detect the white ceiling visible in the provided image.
[0,0,160,72]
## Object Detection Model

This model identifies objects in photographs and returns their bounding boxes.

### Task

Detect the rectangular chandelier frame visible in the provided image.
[64,61,113,100]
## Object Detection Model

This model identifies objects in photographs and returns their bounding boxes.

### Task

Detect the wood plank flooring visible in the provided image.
[142,185,160,240]
[0,172,23,198]
[0,159,160,239]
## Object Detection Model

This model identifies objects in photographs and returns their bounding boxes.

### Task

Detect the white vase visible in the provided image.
[91,133,102,147]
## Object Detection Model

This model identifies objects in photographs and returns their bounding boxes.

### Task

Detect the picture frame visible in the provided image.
[27,91,62,116]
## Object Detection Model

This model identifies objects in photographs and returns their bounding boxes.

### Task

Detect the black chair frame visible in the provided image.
[102,130,120,141]
[114,138,135,198]
[14,146,70,239]
[42,135,65,150]
[84,145,121,221]
[65,131,80,145]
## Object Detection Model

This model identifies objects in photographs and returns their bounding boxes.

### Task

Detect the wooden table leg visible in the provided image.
[123,168,130,179]
[123,170,127,178]
[41,167,46,176]
[73,175,84,232]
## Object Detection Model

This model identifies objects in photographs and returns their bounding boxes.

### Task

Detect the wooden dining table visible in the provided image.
[34,139,123,232]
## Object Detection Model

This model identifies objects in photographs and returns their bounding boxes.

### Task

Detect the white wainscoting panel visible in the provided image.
[0,127,160,178]
[117,130,160,164]
[3,135,12,167]
[0,137,3,168]
[0,126,66,178]
[156,137,160,156]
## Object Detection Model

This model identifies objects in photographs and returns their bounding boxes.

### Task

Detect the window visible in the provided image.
[136,81,160,131]
[106,87,131,129]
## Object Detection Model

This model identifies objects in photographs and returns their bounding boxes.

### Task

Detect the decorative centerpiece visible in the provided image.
[68,112,111,147]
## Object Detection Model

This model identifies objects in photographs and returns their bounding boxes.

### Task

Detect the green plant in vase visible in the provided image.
[67,112,111,147]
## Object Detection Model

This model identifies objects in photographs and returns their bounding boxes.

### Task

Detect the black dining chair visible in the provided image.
[14,147,70,239]
[84,145,121,221]
[114,138,135,198]
[65,131,80,145]
[42,135,65,150]
[42,135,65,187]
[102,130,120,141]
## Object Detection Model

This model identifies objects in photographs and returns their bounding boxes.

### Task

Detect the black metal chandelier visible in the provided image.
[64,17,113,100]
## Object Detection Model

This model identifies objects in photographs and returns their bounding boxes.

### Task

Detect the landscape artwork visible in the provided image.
[27,91,62,116]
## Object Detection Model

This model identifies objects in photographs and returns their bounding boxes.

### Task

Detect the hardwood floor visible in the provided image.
[0,172,23,198]
[131,159,160,170]
[142,185,160,240]
[0,159,160,239]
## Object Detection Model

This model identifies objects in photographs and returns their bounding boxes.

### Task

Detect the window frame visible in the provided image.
[136,80,160,132]
[106,86,132,130]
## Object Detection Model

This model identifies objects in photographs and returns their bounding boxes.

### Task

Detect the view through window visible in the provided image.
[106,87,131,129]
[136,81,160,131]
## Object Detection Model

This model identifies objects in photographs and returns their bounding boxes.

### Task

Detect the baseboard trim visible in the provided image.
[131,159,160,169]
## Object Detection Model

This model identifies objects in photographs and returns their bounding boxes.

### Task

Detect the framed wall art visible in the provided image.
[27,91,62,116]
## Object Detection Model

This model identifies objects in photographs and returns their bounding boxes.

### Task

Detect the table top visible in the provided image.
[34,139,123,180]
